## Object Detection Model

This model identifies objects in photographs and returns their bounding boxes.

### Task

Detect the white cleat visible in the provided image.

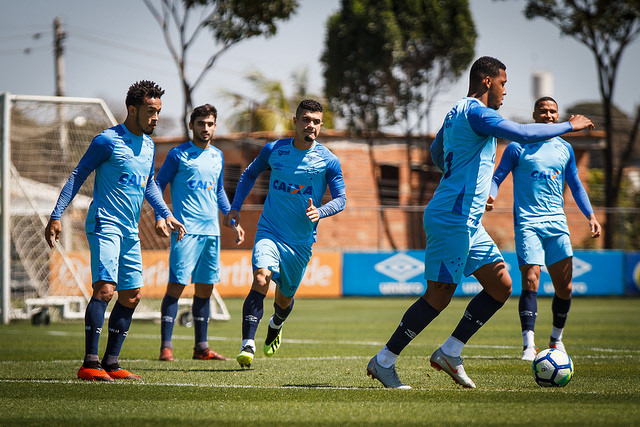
[521,346,537,362]
[549,339,566,354]
[366,356,411,389]
[429,347,476,389]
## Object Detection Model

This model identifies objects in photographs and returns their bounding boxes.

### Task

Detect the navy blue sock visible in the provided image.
[272,299,294,327]
[552,294,571,329]
[193,295,210,347]
[160,295,179,348]
[103,301,135,360]
[452,290,505,344]
[242,290,265,340]
[386,298,440,355]
[84,297,108,356]
[519,290,538,331]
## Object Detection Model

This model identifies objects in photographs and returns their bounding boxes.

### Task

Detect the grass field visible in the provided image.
[1,297,639,425]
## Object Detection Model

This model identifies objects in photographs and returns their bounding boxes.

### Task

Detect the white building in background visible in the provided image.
[532,71,554,100]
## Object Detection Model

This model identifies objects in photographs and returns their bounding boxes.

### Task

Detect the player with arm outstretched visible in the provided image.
[367,56,594,389]
[155,103,245,362]
[223,99,346,368]
[486,96,601,361]
[44,81,186,381]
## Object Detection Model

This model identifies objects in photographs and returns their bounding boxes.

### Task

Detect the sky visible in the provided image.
[1,0,639,136]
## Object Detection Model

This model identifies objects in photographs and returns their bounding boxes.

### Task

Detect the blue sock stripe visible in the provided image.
[452,290,504,344]
[386,298,439,355]
[84,297,108,356]
[104,301,135,358]
[273,299,294,326]
[242,290,265,340]
[193,295,210,345]
[518,290,538,331]
[160,295,179,345]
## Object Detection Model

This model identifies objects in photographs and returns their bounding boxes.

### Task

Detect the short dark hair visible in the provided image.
[296,99,323,118]
[190,104,218,124]
[125,80,165,107]
[469,56,506,88]
[534,96,558,110]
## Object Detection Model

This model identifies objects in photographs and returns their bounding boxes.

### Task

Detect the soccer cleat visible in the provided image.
[429,347,476,389]
[159,347,175,361]
[521,346,537,362]
[263,326,282,357]
[77,362,114,382]
[366,356,411,389]
[103,363,142,380]
[549,339,566,354]
[193,347,230,361]
[237,345,255,368]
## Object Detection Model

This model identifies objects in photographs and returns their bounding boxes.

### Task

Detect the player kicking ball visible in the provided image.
[223,99,346,368]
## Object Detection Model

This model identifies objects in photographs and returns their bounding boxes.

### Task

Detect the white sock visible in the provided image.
[269,316,283,330]
[440,336,464,358]
[241,339,255,352]
[523,330,535,347]
[376,346,398,368]
[551,327,563,342]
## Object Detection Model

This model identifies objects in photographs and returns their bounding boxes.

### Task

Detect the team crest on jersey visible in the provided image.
[531,169,561,180]
[119,173,147,187]
[188,179,214,190]
[272,179,313,195]
[277,150,290,156]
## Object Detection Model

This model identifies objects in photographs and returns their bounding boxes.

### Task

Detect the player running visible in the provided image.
[486,96,601,361]
[156,104,245,362]
[223,99,346,368]
[45,80,186,381]
[367,57,594,389]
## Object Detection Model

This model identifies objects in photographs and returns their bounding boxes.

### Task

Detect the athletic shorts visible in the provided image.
[251,230,312,298]
[514,220,572,267]
[86,232,143,290]
[169,234,220,285]
[423,211,503,284]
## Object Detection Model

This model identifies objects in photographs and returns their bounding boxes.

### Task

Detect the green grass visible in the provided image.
[1,297,639,425]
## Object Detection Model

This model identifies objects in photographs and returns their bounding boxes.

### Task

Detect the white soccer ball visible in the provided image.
[532,348,574,387]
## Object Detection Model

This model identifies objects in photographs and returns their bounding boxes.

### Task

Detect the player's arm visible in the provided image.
[430,126,445,173]
[216,158,244,244]
[45,135,112,249]
[153,149,179,237]
[145,151,186,241]
[314,156,347,222]
[223,142,272,228]
[469,106,594,144]
[564,143,601,238]
[487,142,520,211]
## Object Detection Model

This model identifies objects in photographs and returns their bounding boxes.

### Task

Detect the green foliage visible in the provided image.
[322,0,476,134]
[1,297,639,424]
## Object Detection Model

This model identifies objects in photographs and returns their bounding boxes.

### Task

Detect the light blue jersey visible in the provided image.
[231,138,346,246]
[155,141,231,236]
[51,124,171,237]
[490,137,594,226]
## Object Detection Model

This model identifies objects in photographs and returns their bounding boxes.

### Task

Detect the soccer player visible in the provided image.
[45,80,186,381]
[223,99,346,368]
[155,103,245,362]
[367,56,594,389]
[486,96,601,361]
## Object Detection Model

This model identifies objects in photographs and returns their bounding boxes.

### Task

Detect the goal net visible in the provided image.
[0,94,229,324]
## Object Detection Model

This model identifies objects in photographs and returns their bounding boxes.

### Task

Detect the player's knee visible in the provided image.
[92,282,115,302]
[252,270,271,290]
[555,282,572,299]
[119,292,141,308]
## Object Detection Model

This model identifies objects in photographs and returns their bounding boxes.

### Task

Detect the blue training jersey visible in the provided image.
[490,137,594,226]
[231,138,346,246]
[155,141,231,236]
[428,97,574,226]
[50,124,171,237]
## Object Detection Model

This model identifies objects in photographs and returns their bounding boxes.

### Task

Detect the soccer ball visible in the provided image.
[532,348,574,387]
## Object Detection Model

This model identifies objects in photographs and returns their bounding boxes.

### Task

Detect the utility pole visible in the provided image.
[54,17,65,96]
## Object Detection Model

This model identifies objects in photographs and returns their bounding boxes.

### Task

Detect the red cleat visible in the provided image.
[193,347,230,361]
[104,363,142,380]
[159,347,175,361]
[77,363,114,382]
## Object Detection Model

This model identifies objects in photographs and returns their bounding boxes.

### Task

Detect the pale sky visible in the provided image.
[1,0,638,136]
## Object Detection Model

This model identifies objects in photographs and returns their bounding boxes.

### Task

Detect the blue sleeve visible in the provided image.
[490,142,520,197]
[153,148,180,220]
[430,126,445,172]
[230,143,273,211]
[468,106,573,143]
[317,155,347,219]
[564,144,594,218]
[145,149,172,219]
[217,157,231,215]
[50,135,113,219]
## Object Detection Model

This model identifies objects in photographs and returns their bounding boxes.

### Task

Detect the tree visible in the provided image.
[144,0,299,138]
[523,0,640,248]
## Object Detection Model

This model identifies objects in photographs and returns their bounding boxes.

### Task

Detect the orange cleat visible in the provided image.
[77,363,114,382]
[103,363,142,380]
[193,347,230,361]
[159,347,175,361]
